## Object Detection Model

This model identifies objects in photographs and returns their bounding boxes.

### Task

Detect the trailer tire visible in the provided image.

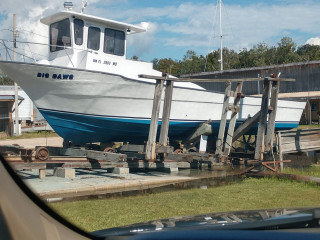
[35,147,49,161]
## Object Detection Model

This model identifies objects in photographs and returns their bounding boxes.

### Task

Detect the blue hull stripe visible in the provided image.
[39,109,299,144]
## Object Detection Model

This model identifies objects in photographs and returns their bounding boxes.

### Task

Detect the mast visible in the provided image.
[219,0,223,71]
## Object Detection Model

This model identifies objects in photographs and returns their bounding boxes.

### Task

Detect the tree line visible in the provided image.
[151,37,320,77]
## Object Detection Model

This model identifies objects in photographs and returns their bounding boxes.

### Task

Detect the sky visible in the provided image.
[0,0,320,62]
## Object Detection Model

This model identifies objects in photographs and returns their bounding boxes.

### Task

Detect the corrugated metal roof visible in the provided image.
[0,86,20,91]
[0,95,24,101]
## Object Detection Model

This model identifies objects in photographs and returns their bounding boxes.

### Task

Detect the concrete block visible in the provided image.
[199,135,208,153]
[39,169,46,179]
[168,167,179,173]
[54,167,75,179]
[112,167,129,175]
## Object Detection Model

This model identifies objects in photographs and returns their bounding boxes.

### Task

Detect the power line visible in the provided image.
[0,41,35,61]
[16,28,48,39]
[0,29,13,32]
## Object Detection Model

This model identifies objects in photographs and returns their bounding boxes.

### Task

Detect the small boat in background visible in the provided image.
[0,2,306,144]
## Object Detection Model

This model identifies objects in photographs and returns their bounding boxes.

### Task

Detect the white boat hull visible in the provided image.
[0,61,305,143]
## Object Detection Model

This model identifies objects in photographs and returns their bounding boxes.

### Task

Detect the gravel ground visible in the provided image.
[0,137,63,149]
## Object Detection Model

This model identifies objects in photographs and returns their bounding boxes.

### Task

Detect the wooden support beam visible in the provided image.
[265,80,280,152]
[277,132,284,171]
[11,163,46,170]
[215,82,231,156]
[165,153,194,162]
[86,150,127,162]
[145,79,164,161]
[159,78,173,145]
[63,162,128,169]
[138,74,295,83]
[185,121,212,144]
[254,78,271,160]
[156,145,174,154]
[120,144,145,152]
[232,111,261,142]
[223,82,243,157]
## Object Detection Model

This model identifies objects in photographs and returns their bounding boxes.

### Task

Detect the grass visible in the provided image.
[50,177,320,232]
[283,166,320,178]
[296,124,320,129]
[0,131,58,140]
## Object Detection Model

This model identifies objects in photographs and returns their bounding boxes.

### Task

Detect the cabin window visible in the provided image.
[74,19,84,46]
[87,26,100,51]
[50,18,71,52]
[104,28,125,56]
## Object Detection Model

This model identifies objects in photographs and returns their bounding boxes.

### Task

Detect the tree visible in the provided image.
[204,50,220,72]
[183,50,198,61]
[152,37,320,75]
[251,42,269,66]
[276,37,299,64]
[239,43,276,68]
[239,48,254,68]
[178,50,206,75]
[0,72,14,85]
[264,46,277,66]
[152,58,159,69]
[204,48,240,71]
[153,58,179,76]
[223,48,240,69]
[296,44,320,61]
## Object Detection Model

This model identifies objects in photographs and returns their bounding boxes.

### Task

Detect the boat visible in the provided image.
[0,2,306,144]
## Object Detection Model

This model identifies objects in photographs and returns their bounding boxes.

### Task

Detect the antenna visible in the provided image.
[81,0,88,13]
[64,2,73,11]
[219,0,223,71]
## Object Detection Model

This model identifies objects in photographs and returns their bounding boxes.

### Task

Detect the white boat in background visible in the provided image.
[0,3,306,144]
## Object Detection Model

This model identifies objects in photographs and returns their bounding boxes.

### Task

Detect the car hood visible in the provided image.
[92,207,320,237]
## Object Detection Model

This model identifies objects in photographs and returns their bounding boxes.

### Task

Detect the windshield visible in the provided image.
[0,1,320,239]
[87,26,100,51]
[50,18,71,52]
[74,19,84,46]
[104,28,125,56]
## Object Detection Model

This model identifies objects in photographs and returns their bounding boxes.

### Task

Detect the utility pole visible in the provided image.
[13,13,20,136]
[219,0,223,71]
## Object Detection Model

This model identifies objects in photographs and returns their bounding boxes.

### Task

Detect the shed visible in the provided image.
[0,95,24,136]
[0,86,34,123]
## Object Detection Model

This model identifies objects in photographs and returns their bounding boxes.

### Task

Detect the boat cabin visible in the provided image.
[40,10,146,60]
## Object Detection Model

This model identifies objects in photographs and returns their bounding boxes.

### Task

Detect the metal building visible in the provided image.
[186,60,320,124]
